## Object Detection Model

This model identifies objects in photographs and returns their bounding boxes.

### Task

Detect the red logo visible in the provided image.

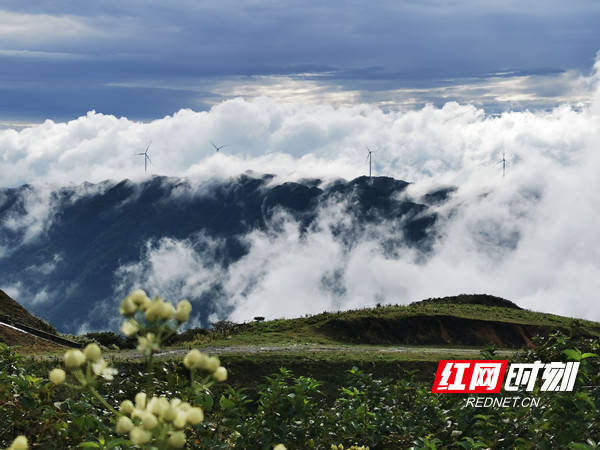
[431,360,508,393]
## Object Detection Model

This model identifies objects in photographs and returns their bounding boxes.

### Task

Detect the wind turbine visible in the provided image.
[366,147,376,178]
[211,141,228,152]
[498,152,508,177]
[137,143,152,173]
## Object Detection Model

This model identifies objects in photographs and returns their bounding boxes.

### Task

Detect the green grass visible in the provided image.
[190,295,600,348]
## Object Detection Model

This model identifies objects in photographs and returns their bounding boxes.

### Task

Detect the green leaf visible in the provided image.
[219,394,235,410]
[78,443,102,448]
[567,443,592,450]
[563,349,582,361]
[473,414,492,421]
[106,438,131,449]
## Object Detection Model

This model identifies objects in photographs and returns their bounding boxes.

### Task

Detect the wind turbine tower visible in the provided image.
[499,152,507,177]
[137,143,152,173]
[366,147,375,178]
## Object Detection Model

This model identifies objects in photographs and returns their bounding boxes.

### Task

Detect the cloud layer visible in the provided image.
[2,54,600,189]
[2,56,600,324]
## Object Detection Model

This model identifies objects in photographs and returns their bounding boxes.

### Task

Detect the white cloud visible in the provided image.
[0,180,111,256]
[114,235,226,325]
[2,185,58,244]
[26,253,62,275]
[2,283,24,304]
[0,10,106,45]
[0,49,83,59]
[220,158,600,321]
[3,54,600,322]
[371,69,595,112]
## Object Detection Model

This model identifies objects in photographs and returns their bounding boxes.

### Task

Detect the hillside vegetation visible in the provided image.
[0,289,57,334]
[2,289,600,449]
[196,294,600,349]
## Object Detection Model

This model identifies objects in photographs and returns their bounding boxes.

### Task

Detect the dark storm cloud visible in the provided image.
[1,1,600,120]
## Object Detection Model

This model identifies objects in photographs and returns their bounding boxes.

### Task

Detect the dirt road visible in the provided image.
[114,343,515,360]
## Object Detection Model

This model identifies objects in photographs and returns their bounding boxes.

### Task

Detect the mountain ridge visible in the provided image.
[0,174,445,332]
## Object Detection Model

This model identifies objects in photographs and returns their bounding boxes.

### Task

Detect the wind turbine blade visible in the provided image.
[146,155,153,165]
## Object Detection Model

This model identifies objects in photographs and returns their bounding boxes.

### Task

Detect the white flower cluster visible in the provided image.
[183,349,228,382]
[49,343,117,386]
[330,445,370,450]
[112,290,230,447]
[115,392,204,448]
[41,289,231,449]
[119,289,192,357]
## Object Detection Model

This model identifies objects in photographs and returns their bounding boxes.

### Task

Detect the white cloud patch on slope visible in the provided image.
[113,235,226,327]
[221,161,600,321]
[0,181,111,257]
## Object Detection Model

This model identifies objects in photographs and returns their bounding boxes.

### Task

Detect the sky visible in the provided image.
[2,1,600,323]
[1,1,600,125]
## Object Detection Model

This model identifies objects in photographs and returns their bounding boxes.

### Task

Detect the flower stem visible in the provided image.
[89,386,119,416]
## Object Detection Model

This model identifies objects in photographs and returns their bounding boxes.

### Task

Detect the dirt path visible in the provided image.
[114,344,516,360]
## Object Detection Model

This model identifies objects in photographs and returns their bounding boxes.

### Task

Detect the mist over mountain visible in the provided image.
[0,174,443,332]
[2,61,600,330]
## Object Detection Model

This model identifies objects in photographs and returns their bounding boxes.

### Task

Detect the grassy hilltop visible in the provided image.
[190,293,600,348]
[163,294,599,389]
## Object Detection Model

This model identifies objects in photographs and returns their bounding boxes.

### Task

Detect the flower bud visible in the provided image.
[130,427,151,445]
[163,404,178,422]
[135,392,147,409]
[138,297,151,311]
[141,411,158,430]
[156,397,170,418]
[121,320,139,337]
[205,356,220,372]
[213,366,228,382]
[167,431,186,448]
[64,350,86,368]
[273,445,287,450]
[173,410,188,429]
[120,400,135,415]
[183,349,208,370]
[186,407,204,425]
[83,343,102,362]
[175,300,192,323]
[116,416,134,434]
[145,300,163,322]
[129,289,149,306]
[160,302,175,320]
[49,368,66,385]
[119,297,137,317]
[147,396,160,415]
[178,402,191,412]
[8,435,28,450]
